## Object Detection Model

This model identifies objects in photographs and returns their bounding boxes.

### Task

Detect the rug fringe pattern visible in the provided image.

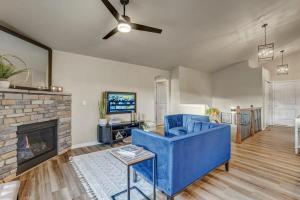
[70,157,98,200]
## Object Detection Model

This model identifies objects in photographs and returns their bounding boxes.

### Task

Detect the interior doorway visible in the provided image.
[155,78,169,126]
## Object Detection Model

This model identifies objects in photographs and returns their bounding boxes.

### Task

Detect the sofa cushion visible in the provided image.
[165,133,177,138]
[182,115,192,128]
[165,114,209,135]
[193,122,219,132]
[186,120,198,133]
[209,123,218,128]
[167,115,183,128]
[169,127,187,136]
[182,115,209,128]
[193,121,203,132]
[201,122,210,131]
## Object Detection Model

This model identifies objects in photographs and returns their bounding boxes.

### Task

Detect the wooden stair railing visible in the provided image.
[235,105,262,144]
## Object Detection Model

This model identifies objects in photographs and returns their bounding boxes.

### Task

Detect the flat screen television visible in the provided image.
[106,92,136,114]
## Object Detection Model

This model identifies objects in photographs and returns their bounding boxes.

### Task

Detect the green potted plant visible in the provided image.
[98,92,107,126]
[206,107,221,123]
[0,54,28,88]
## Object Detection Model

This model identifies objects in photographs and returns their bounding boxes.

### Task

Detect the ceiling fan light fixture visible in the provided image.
[101,0,162,39]
[117,22,131,33]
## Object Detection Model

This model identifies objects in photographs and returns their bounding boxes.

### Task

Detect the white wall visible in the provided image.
[179,66,212,106]
[262,67,272,128]
[52,50,169,145]
[264,50,300,81]
[212,61,263,112]
[170,66,211,115]
[170,67,180,114]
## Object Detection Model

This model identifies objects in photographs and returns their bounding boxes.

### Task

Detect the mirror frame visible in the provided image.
[0,24,52,90]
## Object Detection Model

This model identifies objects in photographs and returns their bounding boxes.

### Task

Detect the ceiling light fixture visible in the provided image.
[117,21,131,33]
[258,23,274,62]
[101,0,162,39]
[277,50,288,75]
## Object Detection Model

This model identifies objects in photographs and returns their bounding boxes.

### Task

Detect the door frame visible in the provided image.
[154,77,170,126]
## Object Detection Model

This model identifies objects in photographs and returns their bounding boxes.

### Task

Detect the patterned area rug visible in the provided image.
[70,149,154,200]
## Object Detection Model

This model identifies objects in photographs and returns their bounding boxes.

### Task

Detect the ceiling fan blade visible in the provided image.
[131,23,162,34]
[101,0,120,21]
[103,27,118,39]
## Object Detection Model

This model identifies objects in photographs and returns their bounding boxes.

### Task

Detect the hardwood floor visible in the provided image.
[17,126,300,200]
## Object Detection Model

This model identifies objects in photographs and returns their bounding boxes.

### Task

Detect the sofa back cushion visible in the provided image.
[193,122,219,132]
[201,122,210,131]
[193,121,202,132]
[183,115,210,128]
[167,114,183,128]
[186,120,197,133]
[209,123,218,129]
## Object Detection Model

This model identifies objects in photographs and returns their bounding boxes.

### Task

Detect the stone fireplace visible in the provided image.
[0,89,72,180]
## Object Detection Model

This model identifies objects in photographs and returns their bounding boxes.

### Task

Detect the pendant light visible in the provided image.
[258,24,274,61]
[277,50,288,75]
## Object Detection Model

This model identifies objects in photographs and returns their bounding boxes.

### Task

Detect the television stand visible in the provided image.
[97,121,144,146]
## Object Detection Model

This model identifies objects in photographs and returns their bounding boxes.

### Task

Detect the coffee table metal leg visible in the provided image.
[153,157,156,200]
[127,165,130,200]
[133,169,137,183]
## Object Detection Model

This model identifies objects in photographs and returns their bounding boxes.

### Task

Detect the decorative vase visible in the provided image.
[99,119,107,126]
[0,79,10,88]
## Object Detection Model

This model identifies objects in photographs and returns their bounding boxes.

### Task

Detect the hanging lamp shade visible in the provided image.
[277,50,288,75]
[258,24,274,61]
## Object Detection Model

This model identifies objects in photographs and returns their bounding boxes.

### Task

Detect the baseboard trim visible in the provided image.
[71,141,100,149]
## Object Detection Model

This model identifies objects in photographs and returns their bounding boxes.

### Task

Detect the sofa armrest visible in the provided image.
[169,125,231,195]
[131,129,173,195]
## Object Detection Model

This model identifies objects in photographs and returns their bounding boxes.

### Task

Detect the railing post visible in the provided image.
[236,106,242,144]
[250,105,255,136]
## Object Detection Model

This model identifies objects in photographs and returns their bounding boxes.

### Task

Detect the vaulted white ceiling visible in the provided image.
[1,0,300,72]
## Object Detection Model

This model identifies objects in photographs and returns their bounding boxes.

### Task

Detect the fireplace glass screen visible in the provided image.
[17,120,57,174]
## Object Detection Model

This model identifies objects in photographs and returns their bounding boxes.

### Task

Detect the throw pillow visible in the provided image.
[187,120,197,133]
[193,121,203,132]
[201,122,210,131]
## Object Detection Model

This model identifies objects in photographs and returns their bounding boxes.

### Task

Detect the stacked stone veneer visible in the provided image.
[0,89,72,180]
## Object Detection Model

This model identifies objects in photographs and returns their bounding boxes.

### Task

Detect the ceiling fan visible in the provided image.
[101,0,162,39]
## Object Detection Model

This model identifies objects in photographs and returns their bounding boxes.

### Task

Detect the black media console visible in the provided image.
[97,121,144,146]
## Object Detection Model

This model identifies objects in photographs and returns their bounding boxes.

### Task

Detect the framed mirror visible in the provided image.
[0,25,52,90]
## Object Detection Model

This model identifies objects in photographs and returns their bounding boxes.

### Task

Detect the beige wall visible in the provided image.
[179,66,212,106]
[212,61,263,112]
[170,66,211,115]
[52,51,169,145]
[264,50,300,81]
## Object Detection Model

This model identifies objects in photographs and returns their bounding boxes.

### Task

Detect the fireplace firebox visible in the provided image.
[17,120,58,175]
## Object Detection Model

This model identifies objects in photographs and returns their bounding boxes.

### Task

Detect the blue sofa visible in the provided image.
[164,114,210,136]
[132,121,231,199]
